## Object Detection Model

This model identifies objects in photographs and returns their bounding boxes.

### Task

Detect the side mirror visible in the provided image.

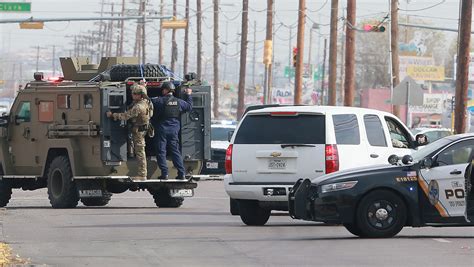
[415,133,429,147]
[388,154,399,165]
[401,154,414,165]
[420,157,433,169]
[14,115,21,125]
[228,130,234,142]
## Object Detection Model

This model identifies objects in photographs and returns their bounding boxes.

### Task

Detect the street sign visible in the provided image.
[161,18,187,29]
[406,65,445,81]
[0,2,31,12]
[19,22,43,29]
[284,66,295,78]
[392,76,423,106]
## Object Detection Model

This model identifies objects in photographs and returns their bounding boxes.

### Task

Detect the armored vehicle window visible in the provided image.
[333,114,360,145]
[17,102,31,122]
[57,95,71,109]
[39,101,54,122]
[84,94,93,109]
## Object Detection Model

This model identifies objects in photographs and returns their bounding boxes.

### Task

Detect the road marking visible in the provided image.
[433,238,452,243]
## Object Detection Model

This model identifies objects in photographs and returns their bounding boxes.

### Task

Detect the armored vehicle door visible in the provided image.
[9,92,40,174]
[100,86,128,162]
[180,85,211,161]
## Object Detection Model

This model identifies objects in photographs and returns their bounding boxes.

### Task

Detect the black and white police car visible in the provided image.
[289,133,474,238]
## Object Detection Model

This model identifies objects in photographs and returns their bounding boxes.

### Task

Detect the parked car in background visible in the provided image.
[200,121,236,175]
[412,128,452,143]
[225,105,428,226]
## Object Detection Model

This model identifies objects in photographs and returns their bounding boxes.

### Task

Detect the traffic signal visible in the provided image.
[363,24,386,32]
[292,47,298,68]
[263,40,273,65]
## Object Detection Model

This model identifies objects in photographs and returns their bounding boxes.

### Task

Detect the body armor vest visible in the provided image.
[163,96,180,119]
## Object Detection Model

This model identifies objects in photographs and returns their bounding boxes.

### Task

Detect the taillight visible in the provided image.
[325,144,339,174]
[225,144,233,174]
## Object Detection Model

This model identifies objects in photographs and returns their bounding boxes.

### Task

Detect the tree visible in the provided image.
[355,17,448,90]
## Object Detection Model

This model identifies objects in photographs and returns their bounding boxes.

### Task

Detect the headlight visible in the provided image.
[320,181,358,193]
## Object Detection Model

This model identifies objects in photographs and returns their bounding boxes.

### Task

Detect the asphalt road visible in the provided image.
[1,180,473,267]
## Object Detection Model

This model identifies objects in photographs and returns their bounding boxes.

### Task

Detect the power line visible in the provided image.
[398,0,446,12]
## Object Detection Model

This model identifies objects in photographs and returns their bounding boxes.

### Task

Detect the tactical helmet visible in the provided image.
[131,84,147,95]
[161,81,175,92]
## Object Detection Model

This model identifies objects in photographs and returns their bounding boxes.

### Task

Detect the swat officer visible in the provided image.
[106,84,152,181]
[151,81,193,180]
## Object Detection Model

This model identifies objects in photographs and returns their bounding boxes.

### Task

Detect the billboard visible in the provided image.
[406,65,445,81]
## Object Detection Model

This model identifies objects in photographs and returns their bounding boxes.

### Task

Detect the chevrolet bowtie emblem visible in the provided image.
[270,152,282,157]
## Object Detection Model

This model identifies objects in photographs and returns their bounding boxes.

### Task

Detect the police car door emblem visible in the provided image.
[428,180,439,206]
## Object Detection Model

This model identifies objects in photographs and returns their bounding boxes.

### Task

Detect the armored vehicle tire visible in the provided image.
[355,190,407,238]
[150,188,184,208]
[230,198,240,215]
[0,179,12,207]
[238,200,271,226]
[47,156,79,209]
[81,193,112,207]
[109,64,166,82]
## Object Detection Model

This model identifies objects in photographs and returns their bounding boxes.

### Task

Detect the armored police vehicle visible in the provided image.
[0,57,211,209]
[289,134,474,238]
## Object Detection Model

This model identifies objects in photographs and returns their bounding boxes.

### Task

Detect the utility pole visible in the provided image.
[52,45,56,76]
[107,3,115,56]
[294,0,305,105]
[391,0,401,117]
[338,19,345,104]
[159,0,164,64]
[223,21,229,82]
[141,0,146,64]
[454,0,472,134]
[252,20,257,87]
[213,0,220,119]
[183,0,190,74]
[118,0,125,56]
[263,0,274,104]
[134,1,143,59]
[328,0,338,106]
[288,27,293,83]
[343,0,355,107]
[196,0,203,79]
[35,45,40,72]
[320,38,327,105]
[237,0,249,119]
[171,0,177,71]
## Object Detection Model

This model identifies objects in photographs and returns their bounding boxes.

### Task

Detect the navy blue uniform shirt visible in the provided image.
[151,93,193,132]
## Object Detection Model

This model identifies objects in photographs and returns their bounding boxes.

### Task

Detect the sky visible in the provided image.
[0,0,464,83]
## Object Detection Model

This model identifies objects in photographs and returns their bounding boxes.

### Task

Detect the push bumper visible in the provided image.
[289,179,355,224]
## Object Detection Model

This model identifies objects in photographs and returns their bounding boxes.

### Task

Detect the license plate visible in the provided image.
[206,162,218,169]
[268,159,287,169]
[79,189,103,198]
[170,189,194,197]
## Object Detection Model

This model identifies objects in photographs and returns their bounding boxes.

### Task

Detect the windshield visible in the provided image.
[211,127,234,141]
[411,137,452,162]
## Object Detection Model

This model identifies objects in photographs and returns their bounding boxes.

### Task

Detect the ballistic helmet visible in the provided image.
[161,81,175,92]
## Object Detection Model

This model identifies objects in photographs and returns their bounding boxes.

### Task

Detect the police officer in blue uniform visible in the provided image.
[151,81,193,179]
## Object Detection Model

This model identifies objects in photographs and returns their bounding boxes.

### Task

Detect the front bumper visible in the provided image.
[288,179,356,224]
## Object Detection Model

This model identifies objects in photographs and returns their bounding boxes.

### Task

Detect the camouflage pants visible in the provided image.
[132,129,147,178]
